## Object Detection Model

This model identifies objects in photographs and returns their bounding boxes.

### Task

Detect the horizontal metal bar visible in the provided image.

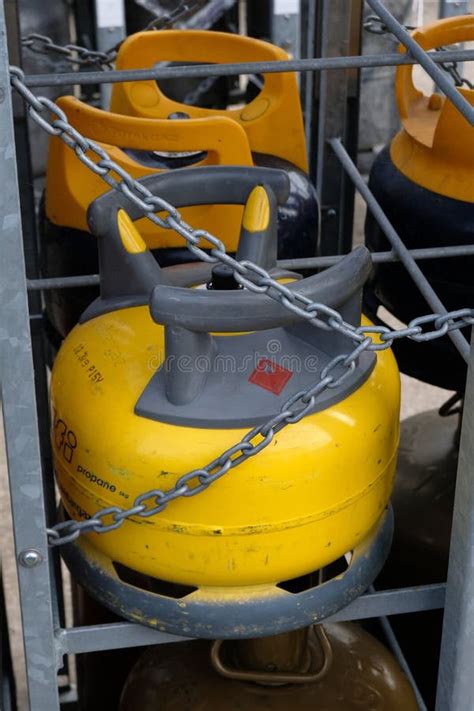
[367,0,474,126]
[327,583,445,622]
[330,137,471,363]
[56,584,445,658]
[19,48,474,88]
[280,244,474,270]
[57,622,189,657]
[26,244,474,291]
[27,274,100,290]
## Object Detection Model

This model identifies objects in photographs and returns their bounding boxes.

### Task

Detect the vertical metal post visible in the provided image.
[436,330,474,711]
[0,0,60,708]
[439,0,470,17]
[312,0,363,255]
[6,0,58,556]
[272,0,301,59]
[6,0,68,677]
[94,0,125,107]
[300,0,317,153]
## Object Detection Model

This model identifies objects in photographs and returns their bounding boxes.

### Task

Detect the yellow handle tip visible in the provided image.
[117,209,147,254]
[242,186,270,233]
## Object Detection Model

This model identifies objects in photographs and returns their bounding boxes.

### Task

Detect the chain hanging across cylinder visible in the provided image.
[48,163,399,635]
[20,0,204,69]
[8,66,474,546]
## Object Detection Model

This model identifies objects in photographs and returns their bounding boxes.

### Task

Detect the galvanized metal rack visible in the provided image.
[1,0,473,708]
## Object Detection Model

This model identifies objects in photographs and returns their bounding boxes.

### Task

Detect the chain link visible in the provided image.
[145,0,204,30]
[363,15,416,36]
[364,15,474,88]
[21,0,203,70]
[436,45,474,90]
[9,67,474,547]
[183,75,219,106]
[21,33,118,70]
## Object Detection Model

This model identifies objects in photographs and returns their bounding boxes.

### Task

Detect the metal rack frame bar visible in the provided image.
[19,47,474,86]
[367,0,474,125]
[440,0,470,17]
[24,244,474,291]
[55,584,445,660]
[302,0,317,152]
[0,1,60,708]
[313,0,363,254]
[1,0,474,708]
[436,333,474,710]
[329,137,471,362]
[378,614,428,711]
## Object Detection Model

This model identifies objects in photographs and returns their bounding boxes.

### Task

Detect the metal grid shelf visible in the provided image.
[1,0,473,709]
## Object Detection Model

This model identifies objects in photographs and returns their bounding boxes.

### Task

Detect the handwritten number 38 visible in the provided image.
[54,418,77,464]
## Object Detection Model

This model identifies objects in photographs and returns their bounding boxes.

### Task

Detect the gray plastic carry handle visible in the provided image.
[82,165,291,312]
[150,246,372,332]
[87,165,291,238]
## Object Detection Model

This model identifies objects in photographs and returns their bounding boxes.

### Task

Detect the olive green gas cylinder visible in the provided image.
[119,624,418,710]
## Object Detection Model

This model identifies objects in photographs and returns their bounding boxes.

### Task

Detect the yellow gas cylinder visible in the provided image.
[42,31,319,348]
[110,30,308,171]
[52,166,400,638]
[109,30,317,277]
[42,99,254,341]
[44,96,254,252]
[119,624,419,710]
[365,15,474,390]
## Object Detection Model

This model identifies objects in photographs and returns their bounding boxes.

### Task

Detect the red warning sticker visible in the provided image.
[249,358,293,395]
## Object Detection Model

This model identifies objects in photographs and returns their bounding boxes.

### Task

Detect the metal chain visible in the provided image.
[9,67,474,547]
[363,15,416,36]
[183,73,263,107]
[21,33,118,70]
[183,75,219,105]
[364,15,473,88]
[436,46,474,90]
[21,0,203,70]
[144,0,204,30]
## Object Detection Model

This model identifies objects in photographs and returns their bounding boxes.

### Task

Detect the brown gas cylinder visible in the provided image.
[119,623,418,710]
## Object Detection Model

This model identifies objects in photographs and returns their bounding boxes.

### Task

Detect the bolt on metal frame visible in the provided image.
[0,0,473,708]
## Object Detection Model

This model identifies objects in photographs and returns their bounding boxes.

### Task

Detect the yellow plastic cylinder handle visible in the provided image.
[111,30,308,172]
[390,15,474,202]
[396,15,474,121]
[45,96,254,250]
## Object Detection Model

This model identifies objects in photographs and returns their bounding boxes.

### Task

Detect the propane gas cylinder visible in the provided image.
[52,166,399,638]
[41,30,319,347]
[110,30,308,171]
[377,405,459,707]
[119,624,418,710]
[364,15,474,391]
[109,30,317,265]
